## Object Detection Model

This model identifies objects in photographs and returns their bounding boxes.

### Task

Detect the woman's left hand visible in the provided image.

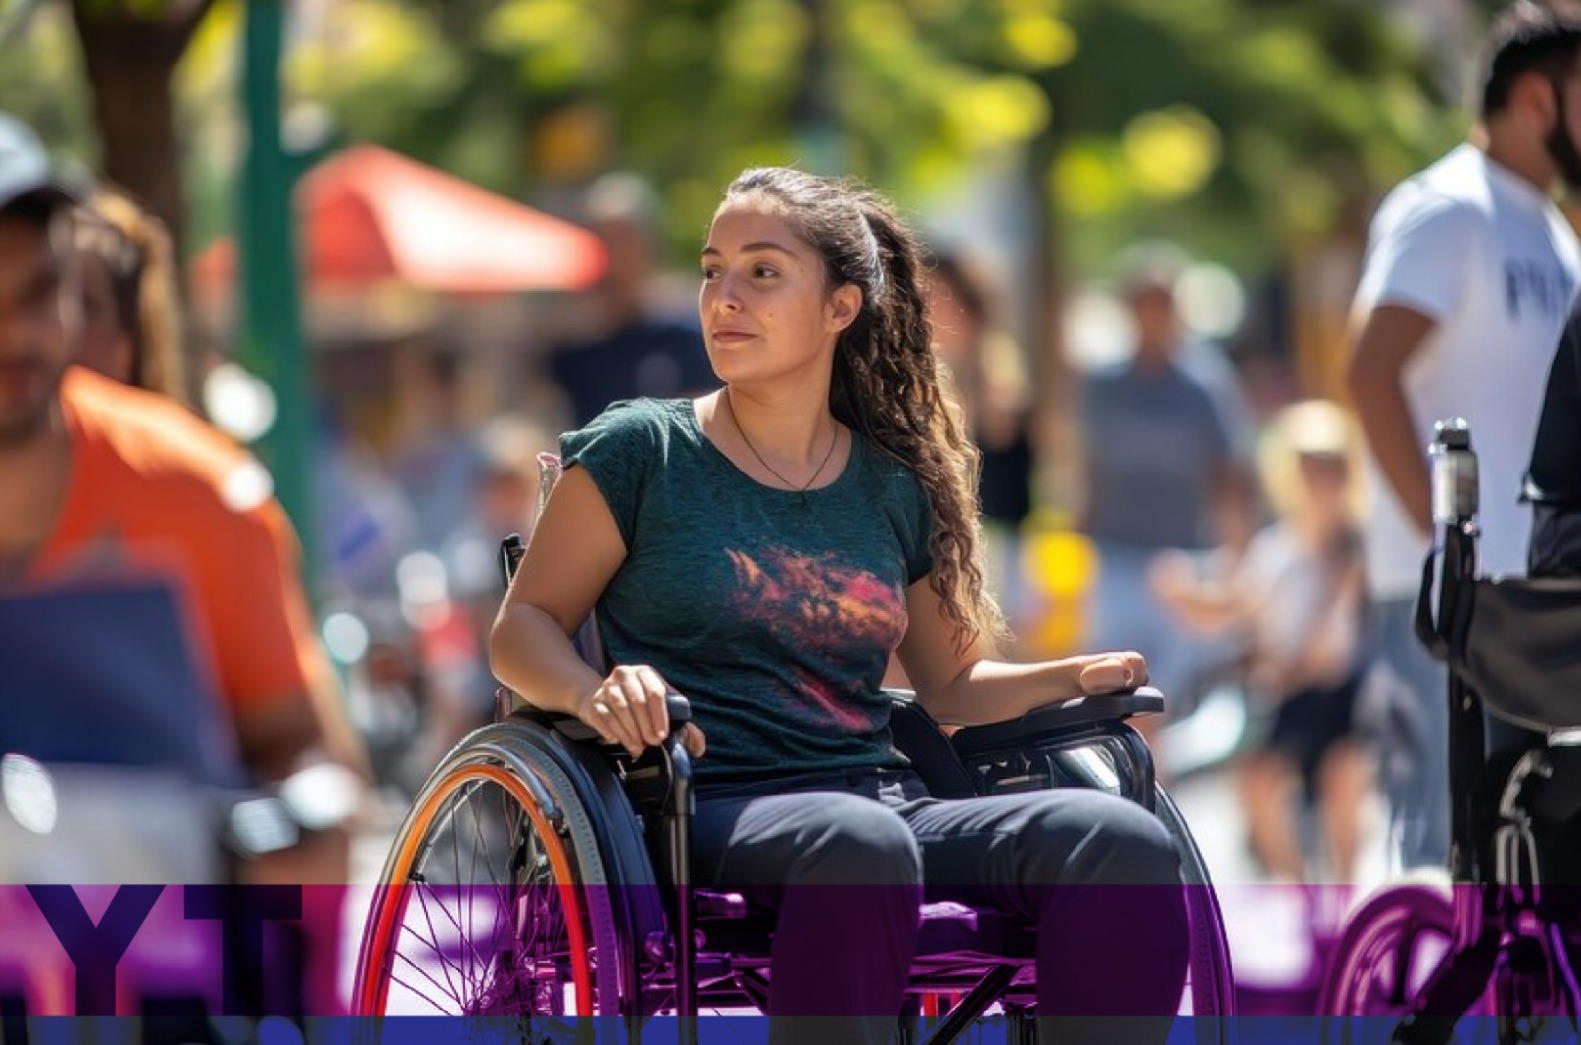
[1071,651,1149,695]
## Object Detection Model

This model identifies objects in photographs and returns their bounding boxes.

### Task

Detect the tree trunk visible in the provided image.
[69,0,213,262]
[1025,73,1079,516]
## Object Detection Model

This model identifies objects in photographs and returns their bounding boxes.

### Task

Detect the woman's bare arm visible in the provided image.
[895,576,1146,726]
[489,466,625,716]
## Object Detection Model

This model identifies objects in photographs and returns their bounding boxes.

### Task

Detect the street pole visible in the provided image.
[239,0,318,596]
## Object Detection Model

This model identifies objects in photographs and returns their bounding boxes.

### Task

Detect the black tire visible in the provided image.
[1156,783,1238,1045]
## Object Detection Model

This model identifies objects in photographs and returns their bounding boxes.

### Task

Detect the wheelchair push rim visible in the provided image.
[355,755,612,1019]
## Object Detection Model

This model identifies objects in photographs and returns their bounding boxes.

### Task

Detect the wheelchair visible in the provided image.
[353,463,1236,1044]
[1319,420,1581,1045]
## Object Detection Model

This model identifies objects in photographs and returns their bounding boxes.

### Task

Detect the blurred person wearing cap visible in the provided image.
[1075,244,1255,732]
[1346,2,1581,872]
[0,113,365,1016]
[1153,401,1372,890]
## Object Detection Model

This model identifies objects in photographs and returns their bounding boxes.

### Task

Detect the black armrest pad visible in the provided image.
[950,687,1164,759]
[511,692,693,744]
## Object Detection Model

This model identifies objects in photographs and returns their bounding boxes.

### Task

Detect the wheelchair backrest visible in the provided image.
[1439,574,1581,733]
[1419,419,1581,734]
[498,452,606,673]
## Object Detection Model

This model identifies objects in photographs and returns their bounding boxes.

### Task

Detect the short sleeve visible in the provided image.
[1354,192,1481,322]
[558,400,662,548]
[893,467,936,585]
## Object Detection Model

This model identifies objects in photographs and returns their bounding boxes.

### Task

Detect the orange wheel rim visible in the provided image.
[358,761,594,1016]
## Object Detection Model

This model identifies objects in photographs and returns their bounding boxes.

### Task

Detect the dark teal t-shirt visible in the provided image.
[560,398,934,783]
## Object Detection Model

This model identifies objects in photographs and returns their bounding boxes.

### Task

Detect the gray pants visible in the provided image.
[692,767,1189,1045]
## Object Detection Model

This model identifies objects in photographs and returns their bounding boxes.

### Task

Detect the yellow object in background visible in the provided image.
[1019,519,1099,659]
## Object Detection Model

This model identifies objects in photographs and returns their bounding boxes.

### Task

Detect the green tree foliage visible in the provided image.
[1049,0,1466,273]
[285,0,1466,279]
[289,0,1076,247]
[2,0,1475,281]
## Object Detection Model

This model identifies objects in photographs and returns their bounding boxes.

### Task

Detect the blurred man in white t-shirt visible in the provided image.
[1348,1,1581,871]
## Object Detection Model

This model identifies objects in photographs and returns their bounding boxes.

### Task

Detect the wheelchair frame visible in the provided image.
[354,519,1236,1044]
[1318,422,1581,1045]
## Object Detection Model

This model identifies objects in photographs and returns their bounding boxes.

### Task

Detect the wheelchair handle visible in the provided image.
[520,691,693,744]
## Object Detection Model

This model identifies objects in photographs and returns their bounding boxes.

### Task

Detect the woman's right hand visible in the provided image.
[577,664,706,760]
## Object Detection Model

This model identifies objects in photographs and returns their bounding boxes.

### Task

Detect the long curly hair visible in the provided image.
[73,185,189,404]
[722,167,1006,647]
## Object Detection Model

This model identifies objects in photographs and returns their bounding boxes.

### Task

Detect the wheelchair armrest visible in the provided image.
[508,691,694,745]
[949,687,1164,761]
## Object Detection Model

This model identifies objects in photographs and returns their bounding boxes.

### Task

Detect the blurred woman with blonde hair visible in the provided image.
[70,185,189,404]
[1154,399,1373,887]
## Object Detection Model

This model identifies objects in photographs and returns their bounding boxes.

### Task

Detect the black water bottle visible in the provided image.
[1429,418,1478,524]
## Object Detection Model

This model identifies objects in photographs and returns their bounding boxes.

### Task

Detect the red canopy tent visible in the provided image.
[191,144,607,299]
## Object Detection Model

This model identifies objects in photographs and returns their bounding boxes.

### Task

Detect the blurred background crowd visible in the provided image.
[0,0,1535,895]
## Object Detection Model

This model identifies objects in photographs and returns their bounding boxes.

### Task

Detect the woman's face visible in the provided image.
[698,200,859,388]
[74,251,133,384]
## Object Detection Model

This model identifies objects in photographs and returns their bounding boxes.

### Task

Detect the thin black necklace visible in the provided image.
[723,391,839,506]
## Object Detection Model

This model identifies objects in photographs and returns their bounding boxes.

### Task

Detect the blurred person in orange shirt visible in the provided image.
[0,114,365,1016]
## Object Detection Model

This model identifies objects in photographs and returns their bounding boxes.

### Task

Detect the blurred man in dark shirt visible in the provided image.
[548,173,713,425]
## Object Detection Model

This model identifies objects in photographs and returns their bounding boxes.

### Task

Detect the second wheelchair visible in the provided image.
[1320,420,1581,1045]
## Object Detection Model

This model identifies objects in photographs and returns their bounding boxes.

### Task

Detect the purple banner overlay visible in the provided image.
[0,1017,1570,1044]
[0,883,1576,1030]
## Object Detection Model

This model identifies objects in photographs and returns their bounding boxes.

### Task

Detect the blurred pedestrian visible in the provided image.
[387,340,488,551]
[1154,400,1371,886]
[433,415,551,742]
[1076,245,1255,716]
[547,172,713,425]
[1346,1,1581,871]
[924,249,1037,634]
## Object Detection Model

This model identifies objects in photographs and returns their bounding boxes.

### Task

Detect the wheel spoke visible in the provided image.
[412,880,470,1004]
[356,740,609,1023]
[392,947,470,1013]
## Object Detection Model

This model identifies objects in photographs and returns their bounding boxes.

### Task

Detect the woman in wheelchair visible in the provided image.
[489,167,1190,1045]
